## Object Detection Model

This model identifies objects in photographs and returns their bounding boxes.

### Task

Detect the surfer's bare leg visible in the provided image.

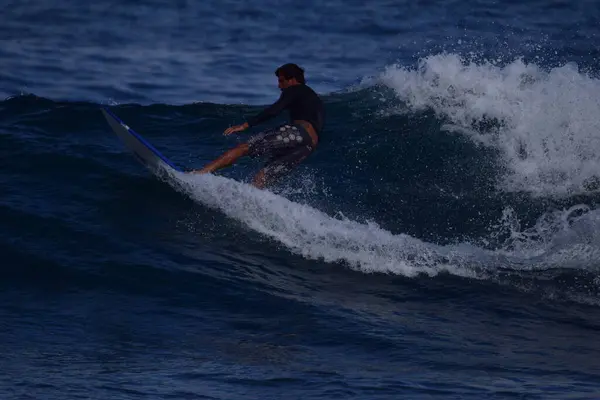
[190,143,249,174]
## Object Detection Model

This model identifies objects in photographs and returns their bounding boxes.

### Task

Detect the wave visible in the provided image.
[3,76,600,304]
[164,169,600,283]
[372,53,600,198]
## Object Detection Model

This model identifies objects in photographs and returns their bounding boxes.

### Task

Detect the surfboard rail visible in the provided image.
[101,107,184,175]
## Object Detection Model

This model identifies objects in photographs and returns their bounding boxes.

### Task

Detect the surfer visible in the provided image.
[189,63,325,188]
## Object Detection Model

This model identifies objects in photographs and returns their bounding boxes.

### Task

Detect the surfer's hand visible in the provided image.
[224,123,249,135]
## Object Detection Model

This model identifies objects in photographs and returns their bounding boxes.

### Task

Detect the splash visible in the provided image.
[168,171,489,278]
[490,204,600,270]
[168,170,597,275]
[377,53,600,198]
[154,168,600,304]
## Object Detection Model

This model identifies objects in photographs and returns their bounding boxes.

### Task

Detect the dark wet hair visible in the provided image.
[275,63,305,84]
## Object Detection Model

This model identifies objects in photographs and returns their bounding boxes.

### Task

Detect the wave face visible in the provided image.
[3,89,600,295]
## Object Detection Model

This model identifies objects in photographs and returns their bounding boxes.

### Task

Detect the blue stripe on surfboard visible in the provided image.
[102,107,183,172]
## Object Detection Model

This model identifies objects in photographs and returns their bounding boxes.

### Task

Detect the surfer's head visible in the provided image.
[276,63,305,89]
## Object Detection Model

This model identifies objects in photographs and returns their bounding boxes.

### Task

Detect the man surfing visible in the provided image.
[190,63,325,189]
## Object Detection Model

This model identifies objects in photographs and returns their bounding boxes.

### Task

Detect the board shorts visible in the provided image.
[247,123,315,183]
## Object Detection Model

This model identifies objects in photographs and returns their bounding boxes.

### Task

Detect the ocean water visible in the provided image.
[2,0,600,399]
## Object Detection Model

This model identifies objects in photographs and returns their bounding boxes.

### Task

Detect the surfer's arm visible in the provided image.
[246,90,294,128]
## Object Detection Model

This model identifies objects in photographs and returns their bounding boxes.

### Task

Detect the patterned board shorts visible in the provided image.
[247,123,315,183]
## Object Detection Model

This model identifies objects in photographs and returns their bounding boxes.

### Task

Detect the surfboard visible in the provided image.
[101,107,184,177]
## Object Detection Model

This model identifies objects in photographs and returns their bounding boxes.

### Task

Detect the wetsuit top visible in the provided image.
[247,84,325,134]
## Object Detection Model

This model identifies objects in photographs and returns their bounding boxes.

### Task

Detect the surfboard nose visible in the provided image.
[101,107,183,175]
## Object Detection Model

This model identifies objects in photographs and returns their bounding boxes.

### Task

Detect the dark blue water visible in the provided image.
[3,1,600,399]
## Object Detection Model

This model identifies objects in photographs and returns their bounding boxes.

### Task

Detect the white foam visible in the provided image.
[376,53,600,197]
[167,172,489,278]
[491,204,600,270]
[157,170,600,288]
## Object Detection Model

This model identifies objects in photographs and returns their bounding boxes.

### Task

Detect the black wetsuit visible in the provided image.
[247,84,325,134]
[245,84,325,184]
